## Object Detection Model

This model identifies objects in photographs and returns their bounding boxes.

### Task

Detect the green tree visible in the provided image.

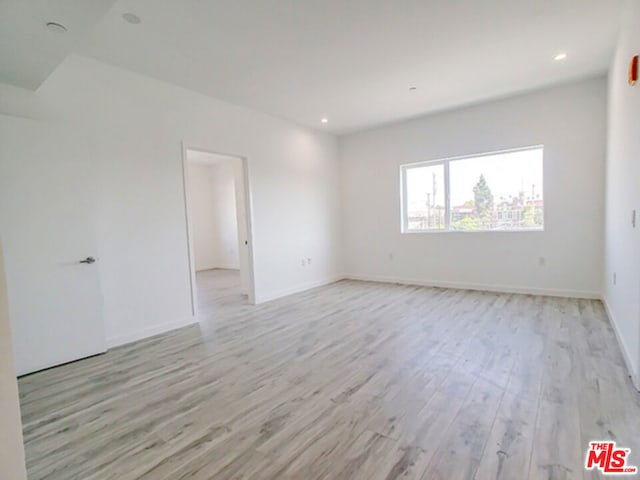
[522,205,536,226]
[451,216,483,231]
[473,174,494,219]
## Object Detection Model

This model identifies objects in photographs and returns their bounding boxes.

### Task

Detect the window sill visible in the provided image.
[401,228,544,234]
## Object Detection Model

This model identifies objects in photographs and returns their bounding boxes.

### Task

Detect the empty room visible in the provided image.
[185,148,252,311]
[0,1,638,479]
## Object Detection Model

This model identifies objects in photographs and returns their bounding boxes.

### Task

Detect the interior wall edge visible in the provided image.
[0,244,27,479]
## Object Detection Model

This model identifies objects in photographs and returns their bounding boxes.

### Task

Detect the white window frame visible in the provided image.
[400,145,544,234]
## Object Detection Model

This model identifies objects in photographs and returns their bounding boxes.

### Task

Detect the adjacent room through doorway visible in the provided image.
[184,148,253,313]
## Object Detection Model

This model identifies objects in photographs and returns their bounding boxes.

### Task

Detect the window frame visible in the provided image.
[400,145,544,234]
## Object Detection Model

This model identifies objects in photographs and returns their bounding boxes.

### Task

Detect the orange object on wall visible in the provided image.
[630,55,638,86]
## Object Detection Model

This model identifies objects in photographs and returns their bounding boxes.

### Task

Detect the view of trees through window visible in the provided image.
[403,147,544,232]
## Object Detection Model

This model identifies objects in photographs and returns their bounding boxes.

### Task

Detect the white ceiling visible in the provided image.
[1,0,624,134]
[0,0,117,89]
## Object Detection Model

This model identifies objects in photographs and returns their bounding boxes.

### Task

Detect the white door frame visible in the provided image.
[180,142,257,312]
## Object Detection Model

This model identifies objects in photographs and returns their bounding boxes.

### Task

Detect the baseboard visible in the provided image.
[106,316,198,349]
[602,296,640,391]
[255,275,344,304]
[345,273,601,299]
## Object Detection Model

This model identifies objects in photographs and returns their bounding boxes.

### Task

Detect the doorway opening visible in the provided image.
[182,147,255,315]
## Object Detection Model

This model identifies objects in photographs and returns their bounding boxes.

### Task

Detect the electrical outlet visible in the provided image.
[307,257,311,265]
[388,253,394,261]
[538,257,546,267]
[301,259,306,267]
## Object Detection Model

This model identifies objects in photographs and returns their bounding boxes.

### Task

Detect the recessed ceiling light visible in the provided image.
[554,52,568,61]
[122,12,142,24]
[45,22,68,33]
[321,118,328,124]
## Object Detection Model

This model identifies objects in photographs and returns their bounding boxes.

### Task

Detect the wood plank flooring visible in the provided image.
[18,270,640,479]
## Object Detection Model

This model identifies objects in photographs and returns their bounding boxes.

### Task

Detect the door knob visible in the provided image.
[80,256,96,264]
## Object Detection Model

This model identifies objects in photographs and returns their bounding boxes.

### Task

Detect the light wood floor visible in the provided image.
[18,271,640,479]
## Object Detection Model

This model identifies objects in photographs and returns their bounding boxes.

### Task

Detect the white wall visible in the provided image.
[0,244,27,480]
[340,77,606,298]
[604,0,640,390]
[188,162,217,271]
[210,161,240,270]
[187,160,240,271]
[0,54,342,347]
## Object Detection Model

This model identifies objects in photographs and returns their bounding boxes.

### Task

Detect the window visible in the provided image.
[401,146,543,232]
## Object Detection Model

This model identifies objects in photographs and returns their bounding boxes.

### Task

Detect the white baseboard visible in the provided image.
[345,273,601,299]
[255,275,344,304]
[106,316,198,349]
[602,296,640,391]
